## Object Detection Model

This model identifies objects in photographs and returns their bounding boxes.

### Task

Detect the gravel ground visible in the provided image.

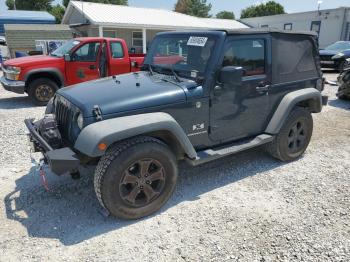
[0,71,349,262]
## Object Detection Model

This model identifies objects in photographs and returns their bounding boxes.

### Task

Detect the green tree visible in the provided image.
[49,4,65,23]
[174,0,212,18]
[216,11,235,20]
[6,0,52,10]
[240,1,285,19]
[63,0,128,8]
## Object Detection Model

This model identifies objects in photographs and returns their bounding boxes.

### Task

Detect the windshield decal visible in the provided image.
[187,37,208,47]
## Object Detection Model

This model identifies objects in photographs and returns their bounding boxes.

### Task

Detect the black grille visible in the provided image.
[320,55,333,61]
[54,96,73,141]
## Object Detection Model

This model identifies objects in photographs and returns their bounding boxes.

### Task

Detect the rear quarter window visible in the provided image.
[110,42,124,58]
[272,35,319,83]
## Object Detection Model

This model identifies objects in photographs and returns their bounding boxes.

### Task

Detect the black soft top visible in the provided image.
[225,28,318,37]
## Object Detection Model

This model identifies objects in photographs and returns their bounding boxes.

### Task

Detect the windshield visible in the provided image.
[325,41,350,51]
[144,35,217,79]
[51,39,80,57]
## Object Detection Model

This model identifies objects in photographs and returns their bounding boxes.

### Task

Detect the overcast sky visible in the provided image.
[0,0,349,17]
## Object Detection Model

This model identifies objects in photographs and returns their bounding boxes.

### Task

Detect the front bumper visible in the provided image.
[0,76,25,94]
[24,118,80,175]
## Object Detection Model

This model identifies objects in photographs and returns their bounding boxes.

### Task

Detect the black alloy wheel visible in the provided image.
[119,159,166,207]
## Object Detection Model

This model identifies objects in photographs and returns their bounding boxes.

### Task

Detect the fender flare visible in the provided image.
[24,68,65,87]
[74,112,197,159]
[265,88,322,134]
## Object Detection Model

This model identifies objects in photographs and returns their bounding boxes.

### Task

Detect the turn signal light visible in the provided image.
[98,143,107,151]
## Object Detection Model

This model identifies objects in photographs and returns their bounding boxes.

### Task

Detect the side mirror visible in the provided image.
[64,53,71,62]
[219,66,243,86]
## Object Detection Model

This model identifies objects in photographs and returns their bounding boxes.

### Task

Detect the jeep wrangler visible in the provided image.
[25,29,328,219]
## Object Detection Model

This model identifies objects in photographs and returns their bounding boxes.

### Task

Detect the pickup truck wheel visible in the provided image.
[28,78,58,106]
[94,136,178,220]
[268,107,313,162]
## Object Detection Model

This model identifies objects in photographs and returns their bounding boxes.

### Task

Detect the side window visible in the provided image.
[110,42,124,58]
[223,39,265,76]
[72,42,100,62]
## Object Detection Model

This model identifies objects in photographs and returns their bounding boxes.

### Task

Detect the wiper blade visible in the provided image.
[148,64,154,75]
[169,65,181,82]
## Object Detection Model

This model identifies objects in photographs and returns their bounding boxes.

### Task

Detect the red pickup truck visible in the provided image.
[1,37,145,105]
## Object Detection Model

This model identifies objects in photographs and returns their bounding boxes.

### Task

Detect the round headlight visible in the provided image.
[77,112,84,129]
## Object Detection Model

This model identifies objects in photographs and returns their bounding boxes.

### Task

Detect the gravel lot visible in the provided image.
[0,71,349,261]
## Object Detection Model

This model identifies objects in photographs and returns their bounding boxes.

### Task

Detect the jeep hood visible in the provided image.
[4,55,62,67]
[57,72,190,117]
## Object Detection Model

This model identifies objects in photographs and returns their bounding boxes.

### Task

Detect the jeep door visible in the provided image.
[209,35,271,142]
[65,40,102,85]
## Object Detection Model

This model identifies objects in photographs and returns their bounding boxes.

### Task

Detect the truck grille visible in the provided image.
[54,95,74,142]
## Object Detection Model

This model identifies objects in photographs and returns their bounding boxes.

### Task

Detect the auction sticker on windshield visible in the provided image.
[187,37,208,47]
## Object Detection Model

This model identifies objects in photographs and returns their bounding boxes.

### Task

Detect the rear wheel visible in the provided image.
[268,107,313,162]
[94,136,178,219]
[28,78,58,106]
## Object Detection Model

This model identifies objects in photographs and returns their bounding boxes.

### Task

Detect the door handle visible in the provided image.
[89,65,96,70]
[256,85,269,92]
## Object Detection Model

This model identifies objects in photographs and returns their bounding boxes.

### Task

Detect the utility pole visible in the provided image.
[317,0,322,15]
[14,0,16,10]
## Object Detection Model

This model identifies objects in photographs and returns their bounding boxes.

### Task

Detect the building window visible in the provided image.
[103,29,117,38]
[310,21,321,36]
[284,23,292,30]
[261,25,268,28]
[222,39,265,76]
[132,31,143,47]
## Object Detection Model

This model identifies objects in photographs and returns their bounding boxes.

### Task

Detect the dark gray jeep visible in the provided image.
[25,29,328,219]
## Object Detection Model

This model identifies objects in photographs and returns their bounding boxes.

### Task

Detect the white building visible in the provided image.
[241,7,350,48]
[62,1,248,53]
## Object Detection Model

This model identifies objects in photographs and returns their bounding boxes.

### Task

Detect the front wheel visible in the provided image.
[94,136,178,219]
[28,78,58,106]
[267,107,313,162]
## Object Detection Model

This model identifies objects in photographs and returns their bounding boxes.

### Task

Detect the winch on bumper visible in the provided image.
[24,116,80,175]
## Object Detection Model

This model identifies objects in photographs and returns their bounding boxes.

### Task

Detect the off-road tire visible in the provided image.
[94,136,178,220]
[28,78,58,106]
[267,107,313,162]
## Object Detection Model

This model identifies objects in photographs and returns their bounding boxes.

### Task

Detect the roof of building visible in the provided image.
[4,24,71,31]
[0,10,55,21]
[240,6,350,21]
[62,1,248,30]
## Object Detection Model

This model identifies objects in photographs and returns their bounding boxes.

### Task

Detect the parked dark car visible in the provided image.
[25,29,327,219]
[319,41,350,71]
